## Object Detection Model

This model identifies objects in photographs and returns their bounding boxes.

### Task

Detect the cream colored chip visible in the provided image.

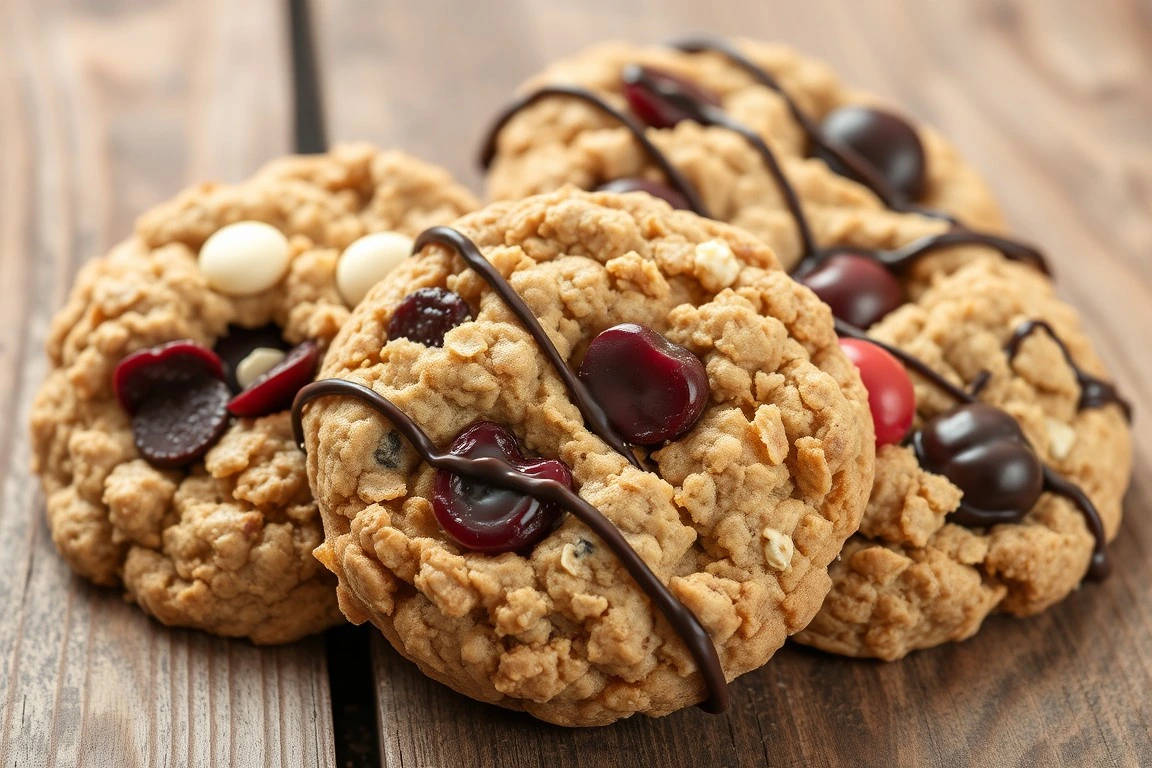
[235,347,287,390]
[762,528,795,571]
[198,221,291,296]
[692,239,741,292]
[1045,417,1076,461]
[337,231,415,307]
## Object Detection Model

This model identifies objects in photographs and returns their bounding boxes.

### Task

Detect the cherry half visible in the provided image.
[432,421,573,553]
[621,64,721,129]
[112,341,231,468]
[798,253,904,328]
[913,403,1044,526]
[578,323,709,446]
[838,337,915,447]
[388,287,473,348]
[818,106,927,202]
[227,340,319,418]
[595,178,691,210]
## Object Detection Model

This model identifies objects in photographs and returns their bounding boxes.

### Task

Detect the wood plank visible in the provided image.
[0,1,335,765]
[315,0,1152,765]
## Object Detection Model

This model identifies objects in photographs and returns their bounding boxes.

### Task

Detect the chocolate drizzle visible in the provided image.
[835,320,1112,579]
[294,228,732,713]
[1000,320,1132,421]
[478,86,709,217]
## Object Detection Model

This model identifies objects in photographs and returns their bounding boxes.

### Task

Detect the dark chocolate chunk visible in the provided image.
[132,375,231,468]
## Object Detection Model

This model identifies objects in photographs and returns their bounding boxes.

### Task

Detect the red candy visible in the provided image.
[432,421,572,553]
[839,337,915,447]
[114,341,225,414]
[798,253,903,329]
[227,340,320,418]
[578,323,709,446]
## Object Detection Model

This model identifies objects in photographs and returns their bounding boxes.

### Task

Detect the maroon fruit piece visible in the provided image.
[577,323,709,445]
[596,178,691,210]
[432,421,573,553]
[817,106,927,202]
[913,403,1044,526]
[113,341,226,414]
[838,338,916,447]
[132,377,232,468]
[227,340,319,418]
[387,287,473,348]
[798,253,903,328]
[213,323,289,392]
[621,64,721,129]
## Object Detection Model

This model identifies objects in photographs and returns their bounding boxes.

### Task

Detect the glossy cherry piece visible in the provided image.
[432,421,573,553]
[838,338,915,447]
[818,106,927,202]
[114,341,226,414]
[620,64,721,129]
[596,178,691,210]
[913,403,1044,525]
[388,287,473,348]
[799,253,904,328]
[213,323,289,392]
[578,323,709,445]
[227,340,319,417]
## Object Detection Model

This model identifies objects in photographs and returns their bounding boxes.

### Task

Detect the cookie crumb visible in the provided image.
[693,240,740,292]
[762,528,794,571]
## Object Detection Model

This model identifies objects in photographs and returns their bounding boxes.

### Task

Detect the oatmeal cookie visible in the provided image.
[795,259,1132,659]
[30,145,478,643]
[483,39,1005,270]
[298,188,875,724]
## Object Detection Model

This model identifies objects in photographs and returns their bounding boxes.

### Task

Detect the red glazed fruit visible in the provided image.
[114,341,225,414]
[432,421,573,553]
[227,340,319,418]
[798,253,904,328]
[388,287,473,348]
[596,178,691,210]
[578,323,709,445]
[621,64,721,129]
[839,337,915,447]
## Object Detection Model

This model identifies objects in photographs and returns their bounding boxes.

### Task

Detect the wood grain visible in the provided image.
[0,1,335,766]
[315,1,1152,766]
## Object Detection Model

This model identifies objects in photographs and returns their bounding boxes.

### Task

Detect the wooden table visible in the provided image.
[1,0,1150,765]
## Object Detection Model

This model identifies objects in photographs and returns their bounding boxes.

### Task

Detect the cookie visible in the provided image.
[295,187,875,725]
[795,259,1132,659]
[482,37,1133,659]
[29,145,478,644]
[482,38,1007,271]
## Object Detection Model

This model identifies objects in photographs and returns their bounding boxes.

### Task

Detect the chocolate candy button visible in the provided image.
[133,377,232,468]
[818,106,927,202]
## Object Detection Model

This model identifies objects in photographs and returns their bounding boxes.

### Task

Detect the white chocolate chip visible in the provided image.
[235,347,286,390]
[198,221,291,296]
[762,528,794,571]
[1045,417,1076,461]
[693,239,741,292]
[336,231,414,307]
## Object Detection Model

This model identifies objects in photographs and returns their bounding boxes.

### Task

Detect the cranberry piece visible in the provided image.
[213,323,289,392]
[432,421,573,553]
[818,106,927,202]
[227,340,319,417]
[838,338,915,447]
[132,377,231,468]
[621,64,721,129]
[578,323,709,445]
[913,403,1044,525]
[113,341,225,414]
[595,178,691,210]
[388,287,473,348]
[798,253,904,328]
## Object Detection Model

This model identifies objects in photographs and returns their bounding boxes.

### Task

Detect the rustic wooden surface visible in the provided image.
[1,0,1150,766]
